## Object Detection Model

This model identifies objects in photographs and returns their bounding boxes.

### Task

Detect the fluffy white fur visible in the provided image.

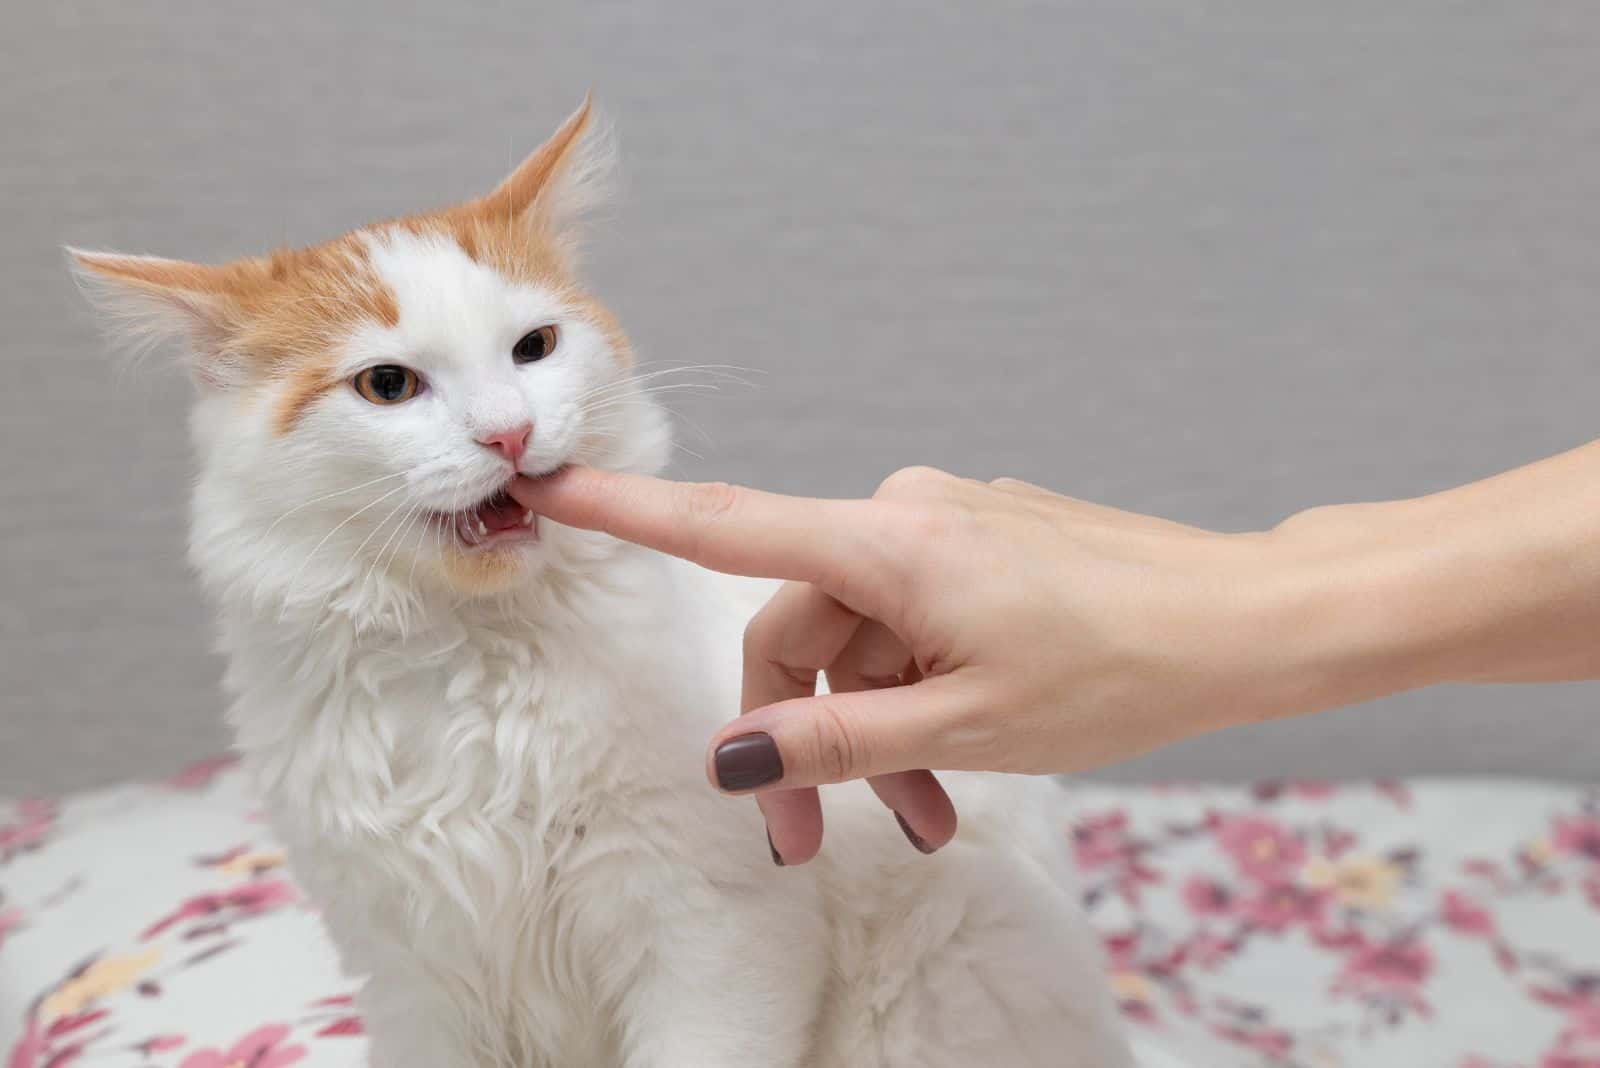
[86,146,1132,1067]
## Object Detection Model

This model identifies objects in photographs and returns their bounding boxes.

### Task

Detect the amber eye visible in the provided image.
[352,365,420,405]
[513,325,559,364]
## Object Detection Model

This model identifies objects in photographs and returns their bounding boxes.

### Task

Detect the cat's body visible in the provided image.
[219,542,1127,1067]
[75,101,1132,1067]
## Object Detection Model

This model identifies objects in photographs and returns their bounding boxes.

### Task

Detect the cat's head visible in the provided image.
[72,100,669,613]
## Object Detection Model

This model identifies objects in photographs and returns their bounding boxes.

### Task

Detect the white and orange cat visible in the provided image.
[71,101,1132,1067]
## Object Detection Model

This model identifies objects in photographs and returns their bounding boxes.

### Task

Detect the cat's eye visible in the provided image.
[513,325,559,365]
[352,365,421,405]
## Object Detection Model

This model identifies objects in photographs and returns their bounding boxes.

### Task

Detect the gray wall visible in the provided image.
[3,3,1597,797]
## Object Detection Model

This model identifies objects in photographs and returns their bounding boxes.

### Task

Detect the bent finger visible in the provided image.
[732,582,862,865]
[826,621,957,854]
[709,673,975,790]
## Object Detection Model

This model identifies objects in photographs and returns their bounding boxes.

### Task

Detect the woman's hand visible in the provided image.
[512,440,1600,866]
[510,466,1304,864]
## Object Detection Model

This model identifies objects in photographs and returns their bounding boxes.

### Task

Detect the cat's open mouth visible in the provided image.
[437,485,538,550]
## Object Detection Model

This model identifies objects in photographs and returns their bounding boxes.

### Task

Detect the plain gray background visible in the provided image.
[3,3,1597,797]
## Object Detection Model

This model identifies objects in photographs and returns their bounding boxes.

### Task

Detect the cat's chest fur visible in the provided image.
[215,550,777,1057]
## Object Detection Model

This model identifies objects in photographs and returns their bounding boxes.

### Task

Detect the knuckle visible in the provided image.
[875,465,952,500]
[898,499,968,546]
[741,611,774,661]
[811,700,867,783]
[942,707,1005,769]
[742,584,814,670]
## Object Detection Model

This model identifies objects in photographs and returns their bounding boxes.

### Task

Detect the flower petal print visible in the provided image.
[7,763,1599,1068]
[1305,853,1403,911]
[1179,874,1235,917]
[1239,880,1329,933]
[1334,936,1434,996]
[1440,890,1497,938]
[0,801,54,865]
[1553,814,1600,863]
[141,880,297,940]
[5,1015,46,1068]
[39,948,161,1023]
[1072,811,1133,870]
[165,756,241,791]
[314,1016,364,1038]
[0,905,25,951]
[1215,815,1305,883]
[178,1024,305,1068]
[133,1036,187,1056]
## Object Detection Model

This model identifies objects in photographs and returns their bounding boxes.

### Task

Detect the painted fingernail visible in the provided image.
[895,811,937,855]
[767,828,784,867]
[713,732,784,792]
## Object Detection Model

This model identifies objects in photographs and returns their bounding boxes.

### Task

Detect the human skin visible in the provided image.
[509,439,1600,865]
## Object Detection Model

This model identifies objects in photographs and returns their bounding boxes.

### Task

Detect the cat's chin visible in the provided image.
[435,538,545,596]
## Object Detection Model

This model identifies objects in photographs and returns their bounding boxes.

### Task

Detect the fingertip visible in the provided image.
[509,464,637,536]
[869,769,958,853]
[759,788,824,866]
[506,465,576,507]
[772,830,822,867]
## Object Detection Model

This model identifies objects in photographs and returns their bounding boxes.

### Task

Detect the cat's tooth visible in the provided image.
[476,518,488,537]
[522,510,535,527]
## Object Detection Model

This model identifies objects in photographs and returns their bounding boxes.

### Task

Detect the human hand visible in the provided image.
[510,465,1316,865]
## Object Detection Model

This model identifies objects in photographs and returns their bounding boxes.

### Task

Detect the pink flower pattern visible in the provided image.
[3,761,1599,1067]
[1078,781,1600,1066]
[140,881,298,941]
[1217,814,1307,883]
[0,802,54,867]
[178,1024,304,1068]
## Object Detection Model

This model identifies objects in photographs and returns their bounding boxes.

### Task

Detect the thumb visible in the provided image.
[706,674,975,791]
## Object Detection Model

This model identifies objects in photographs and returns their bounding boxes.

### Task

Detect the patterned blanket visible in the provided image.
[3,761,1597,1067]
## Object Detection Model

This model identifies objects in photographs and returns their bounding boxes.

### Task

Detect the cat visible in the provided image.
[71,100,1134,1068]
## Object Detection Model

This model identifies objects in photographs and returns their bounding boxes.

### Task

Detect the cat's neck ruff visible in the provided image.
[210,524,698,839]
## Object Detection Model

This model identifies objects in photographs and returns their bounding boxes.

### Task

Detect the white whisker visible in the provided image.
[277,482,414,621]
[264,469,411,536]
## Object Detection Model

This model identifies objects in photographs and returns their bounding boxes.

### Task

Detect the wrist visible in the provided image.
[1241,496,1455,723]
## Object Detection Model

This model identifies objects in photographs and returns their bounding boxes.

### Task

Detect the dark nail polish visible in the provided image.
[713,732,784,792]
[767,828,784,867]
[895,811,937,855]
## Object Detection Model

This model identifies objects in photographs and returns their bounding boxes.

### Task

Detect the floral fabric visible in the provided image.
[0,759,359,1068]
[2,763,1596,1067]
[1072,779,1600,1068]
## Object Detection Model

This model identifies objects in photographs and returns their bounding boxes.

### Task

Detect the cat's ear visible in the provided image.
[67,249,255,388]
[475,95,612,238]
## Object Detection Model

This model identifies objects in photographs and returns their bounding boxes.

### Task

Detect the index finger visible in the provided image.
[508,466,884,588]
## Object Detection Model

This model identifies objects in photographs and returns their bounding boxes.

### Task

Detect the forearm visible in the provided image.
[1255,439,1600,720]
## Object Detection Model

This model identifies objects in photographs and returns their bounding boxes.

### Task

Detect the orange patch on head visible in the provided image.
[248,238,402,433]
[73,235,404,432]
[73,97,608,431]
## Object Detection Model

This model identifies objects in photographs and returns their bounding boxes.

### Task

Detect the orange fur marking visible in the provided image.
[438,542,530,594]
[73,98,610,431]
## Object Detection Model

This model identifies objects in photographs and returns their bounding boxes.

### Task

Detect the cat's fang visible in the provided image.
[522,510,535,527]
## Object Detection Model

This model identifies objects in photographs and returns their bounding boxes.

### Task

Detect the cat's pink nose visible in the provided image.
[475,422,532,464]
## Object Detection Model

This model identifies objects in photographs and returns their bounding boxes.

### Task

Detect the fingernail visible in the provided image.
[767,828,784,867]
[713,732,784,792]
[895,811,937,855]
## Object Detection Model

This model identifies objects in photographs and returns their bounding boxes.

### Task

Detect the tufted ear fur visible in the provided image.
[67,248,264,389]
[68,98,612,391]
[471,95,613,247]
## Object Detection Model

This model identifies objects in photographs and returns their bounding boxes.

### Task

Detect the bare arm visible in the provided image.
[509,440,1600,864]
